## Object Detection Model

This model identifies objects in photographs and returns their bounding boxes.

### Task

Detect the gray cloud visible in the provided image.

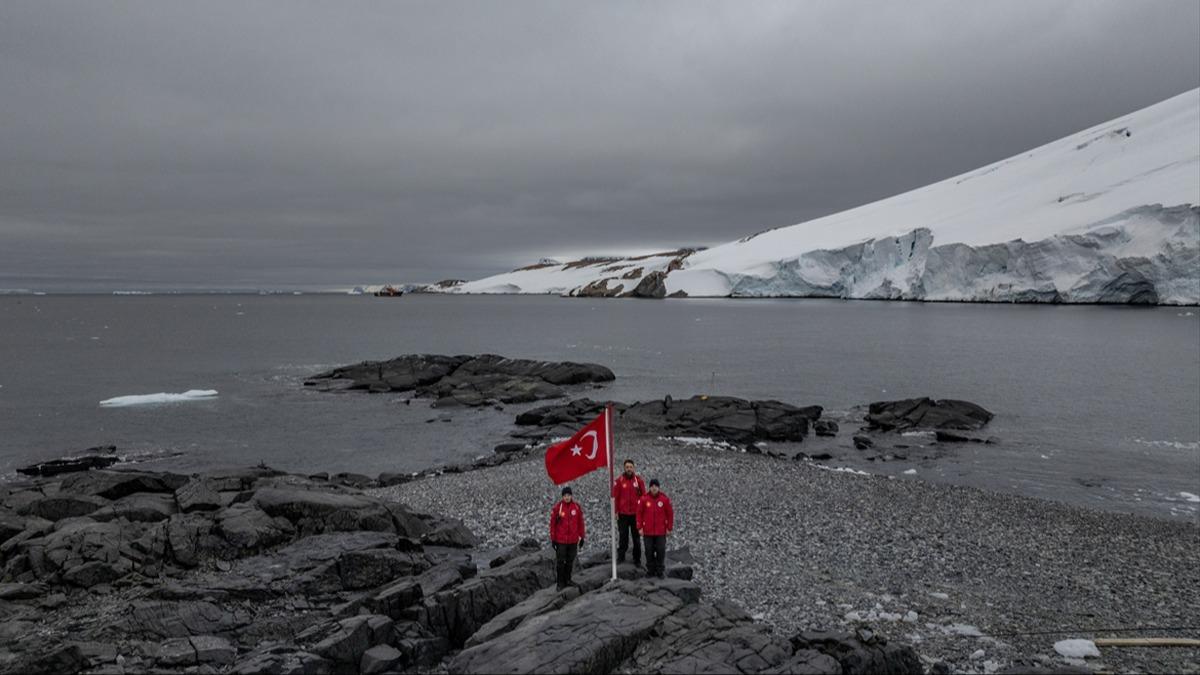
[2,0,1197,289]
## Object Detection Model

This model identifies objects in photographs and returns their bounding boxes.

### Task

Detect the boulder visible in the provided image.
[517,396,822,445]
[58,470,189,500]
[214,503,295,552]
[0,514,28,545]
[90,493,177,523]
[864,398,993,432]
[853,436,874,450]
[814,420,839,437]
[415,550,556,645]
[450,580,694,673]
[19,494,110,521]
[421,519,479,548]
[0,582,44,600]
[361,644,404,674]
[789,630,923,675]
[175,479,223,513]
[310,615,392,665]
[250,488,400,535]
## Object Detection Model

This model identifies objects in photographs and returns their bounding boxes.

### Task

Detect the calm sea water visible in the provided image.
[1,294,1197,519]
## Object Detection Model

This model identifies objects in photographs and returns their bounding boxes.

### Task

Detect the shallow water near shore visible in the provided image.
[0,294,1197,520]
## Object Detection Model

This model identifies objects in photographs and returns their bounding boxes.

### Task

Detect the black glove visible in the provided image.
[578,538,585,548]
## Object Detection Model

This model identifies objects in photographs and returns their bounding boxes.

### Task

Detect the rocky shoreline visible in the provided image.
[0,465,930,674]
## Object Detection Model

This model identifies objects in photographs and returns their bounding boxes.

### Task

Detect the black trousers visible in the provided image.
[554,542,578,588]
[643,535,667,577]
[616,514,641,563]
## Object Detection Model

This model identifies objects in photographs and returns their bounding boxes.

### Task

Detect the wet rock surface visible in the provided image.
[513,395,823,446]
[863,398,994,433]
[0,465,920,674]
[303,353,615,406]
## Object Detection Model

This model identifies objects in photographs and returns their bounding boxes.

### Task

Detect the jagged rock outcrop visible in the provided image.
[513,395,823,445]
[863,397,994,432]
[304,353,615,406]
[0,466,923,674]
[625,271,668,298]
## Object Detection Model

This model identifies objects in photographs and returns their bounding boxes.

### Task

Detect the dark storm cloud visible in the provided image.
[2,1,1198,289]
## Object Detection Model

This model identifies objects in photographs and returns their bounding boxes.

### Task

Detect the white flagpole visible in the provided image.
[607,404,617,582]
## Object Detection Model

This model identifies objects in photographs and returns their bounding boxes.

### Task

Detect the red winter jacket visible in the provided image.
[611,472,645,516]
[636,491,674,536]
[549,499,585,545]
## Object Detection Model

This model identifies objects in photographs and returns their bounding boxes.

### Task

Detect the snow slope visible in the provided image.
[437,89,1200,304]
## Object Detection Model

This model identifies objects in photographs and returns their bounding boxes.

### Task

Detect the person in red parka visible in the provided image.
[636,478,674,578]
[611,458,645,566]
[549,486,585,589]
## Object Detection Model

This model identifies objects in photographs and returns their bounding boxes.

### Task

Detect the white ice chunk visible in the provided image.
[100,389,218,407]
[1179,491,1200,503]
[1054,639,1100,658]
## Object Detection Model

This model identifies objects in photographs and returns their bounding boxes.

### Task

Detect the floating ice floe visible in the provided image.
[903,469,918,475]
[1053,639,1100,659]
[99,390,218,407]
[1179,492,1200,503]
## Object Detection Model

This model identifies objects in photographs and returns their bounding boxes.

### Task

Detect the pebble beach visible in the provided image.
[371,437,1200,674]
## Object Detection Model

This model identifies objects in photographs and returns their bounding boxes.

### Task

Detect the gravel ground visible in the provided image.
[370,437,1200,674]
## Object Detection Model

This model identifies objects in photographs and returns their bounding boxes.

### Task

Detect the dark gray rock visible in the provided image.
[175,479,223,513]
[214,503,295,552]
[58,469,189,500]
[421,519,479,548]
[0,582,44,600]
[250,487,400,535]
[360,644,403,674]
[814,420,839,437]
[16,450,119,477]
[853,436,874,450]
[864,397,994,432]
[19,494,109,521]
[0,514,27,545]
[40,644,87,674]
[310,614,392,665]
[123,600,248,638]
[415,549,556,646]
[450,579,692,673]
[628,599,795,674]
[626,271,668,298]
[377,471,415,487]
[90,493,177,523]
[789,630,922,675]
[517,396,822,445]
[304,353,614,406]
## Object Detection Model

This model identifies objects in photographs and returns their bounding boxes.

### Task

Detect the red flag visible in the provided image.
[544,408,610,485]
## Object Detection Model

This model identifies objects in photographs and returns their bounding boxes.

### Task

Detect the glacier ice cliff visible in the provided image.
[720,205,1198,305]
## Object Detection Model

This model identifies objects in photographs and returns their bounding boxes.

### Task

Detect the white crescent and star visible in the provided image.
[569,430,600,460]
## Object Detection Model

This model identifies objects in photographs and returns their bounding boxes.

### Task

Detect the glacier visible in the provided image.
[433,88,1200,305]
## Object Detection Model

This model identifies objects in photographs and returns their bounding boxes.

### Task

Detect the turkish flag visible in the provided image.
[544,408,611,485]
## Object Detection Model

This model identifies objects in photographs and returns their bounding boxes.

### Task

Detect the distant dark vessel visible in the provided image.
[373,285,404,297]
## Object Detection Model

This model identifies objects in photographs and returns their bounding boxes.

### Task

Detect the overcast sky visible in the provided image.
[2,1,1198,290]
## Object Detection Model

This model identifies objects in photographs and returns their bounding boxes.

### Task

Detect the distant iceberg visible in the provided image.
[99,389,218,407]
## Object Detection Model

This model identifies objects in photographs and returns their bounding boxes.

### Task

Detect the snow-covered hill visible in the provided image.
[437,89,1200,304]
